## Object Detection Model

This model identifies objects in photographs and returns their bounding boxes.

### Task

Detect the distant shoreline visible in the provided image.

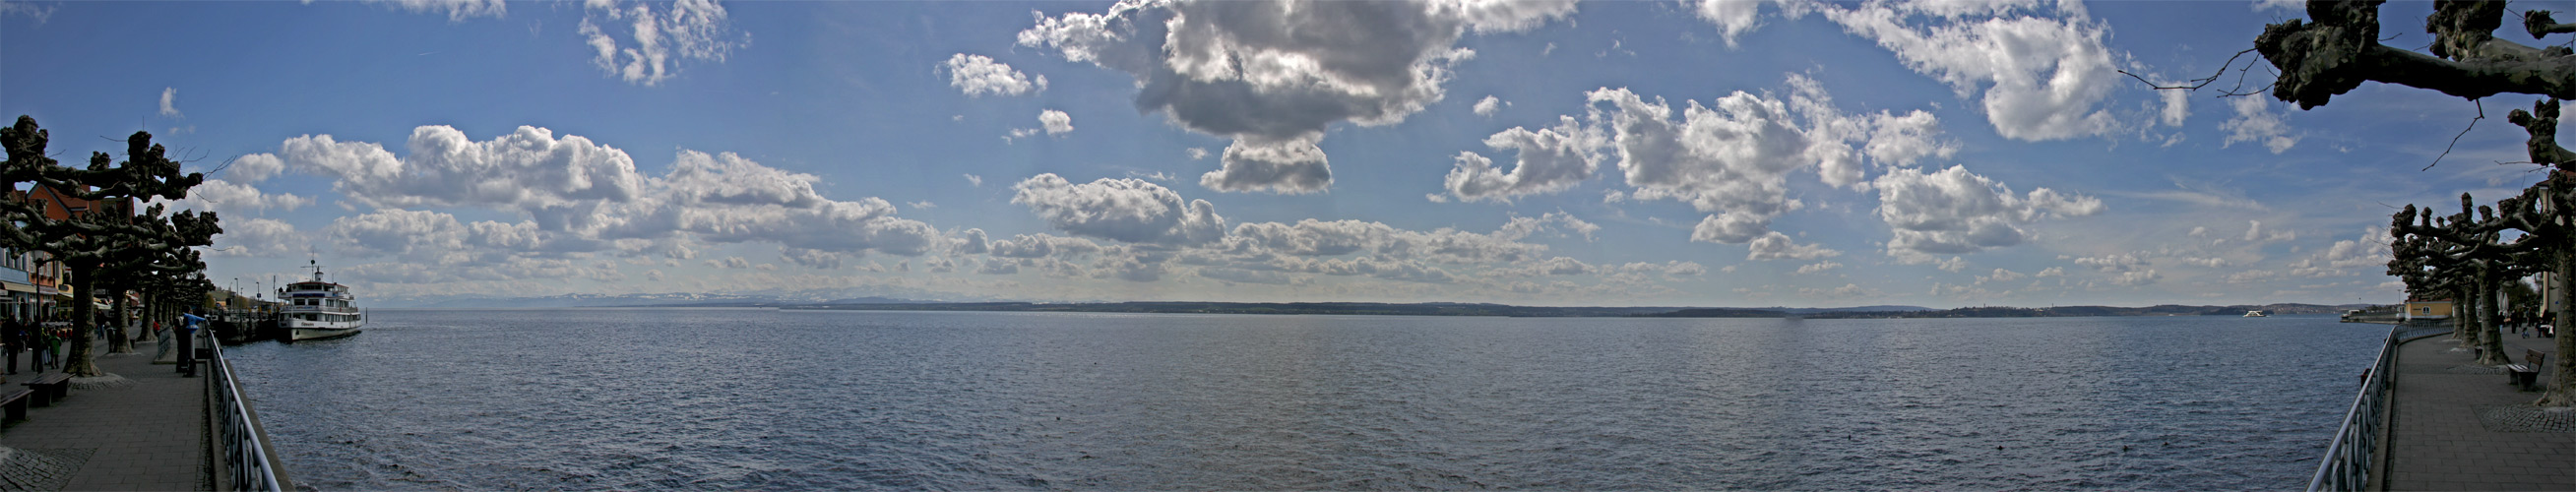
[723,301,2369,319]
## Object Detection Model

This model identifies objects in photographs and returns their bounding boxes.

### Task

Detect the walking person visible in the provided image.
[35,323,53,371]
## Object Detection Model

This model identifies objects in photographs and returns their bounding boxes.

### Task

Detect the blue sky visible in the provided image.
[0,0,2546,307]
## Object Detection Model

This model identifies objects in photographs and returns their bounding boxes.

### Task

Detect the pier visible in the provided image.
[0,330,288,491]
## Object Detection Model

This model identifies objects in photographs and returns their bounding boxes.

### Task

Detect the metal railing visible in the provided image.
[2305,323,2450,491]
[206,330,290,492]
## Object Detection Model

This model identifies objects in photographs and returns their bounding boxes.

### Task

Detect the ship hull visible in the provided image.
[284,320,364,341]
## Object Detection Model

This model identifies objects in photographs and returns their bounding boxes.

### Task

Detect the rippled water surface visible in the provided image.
[226,309,2384,490]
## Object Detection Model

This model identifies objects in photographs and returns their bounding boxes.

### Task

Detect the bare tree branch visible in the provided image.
[2430,98,2486,171]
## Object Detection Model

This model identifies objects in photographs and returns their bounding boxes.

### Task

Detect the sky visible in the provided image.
[0,0,2555,308]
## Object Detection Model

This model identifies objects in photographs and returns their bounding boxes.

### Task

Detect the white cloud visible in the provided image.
[1592,87,1808,242]
[1444,116,1603,202]
[272,125,645,213]
[1801,283,1873,299]
[942,53,1048,96]
[781,247,843,270]
[1694,0,1769,46]
[1821,2,2120,141]
[0,1,57,23]
[224,154,285,183]
[2224,270,2278,284]
[987,233,1103,259]
[964,173,983,187]
[1585,78,1953,242]
[2159,84,2190,126]
[2292,226,2391,277]
[580,0,744,87]
[259,126,939,259]
[1796,261,1843,275]
[2111,269,2162,286]
[374,0,505,21]
[1184,148,1210,160]
[2071,253,2147,272]
[158,88,181,117]
[1011,173,1225,245]
[1863,109,1955,167]
[1874,165,2103,258]
[1977,268,2023,284]
[1039,109,1074,135]
[152,179,314,217]
[1745,231,1841,261]
[204,217,304,258]
[1473,95,1505,116]
[2221,94,2297,154]
[1222,213,1588,267]
[1019,0,1577,193]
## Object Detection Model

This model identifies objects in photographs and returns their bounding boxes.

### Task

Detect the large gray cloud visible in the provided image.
[1019,0,1578,193]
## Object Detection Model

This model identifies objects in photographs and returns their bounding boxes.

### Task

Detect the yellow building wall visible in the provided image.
[2405,300,2453,318]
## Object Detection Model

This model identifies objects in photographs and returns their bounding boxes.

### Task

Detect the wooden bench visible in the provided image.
[0,388,29,423]
[2506,349,2547,391]
[21,373,68,406]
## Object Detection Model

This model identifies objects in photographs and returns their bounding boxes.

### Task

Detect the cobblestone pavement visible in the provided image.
[2385,332,2573,491]
[0,340,207,491]
[0,448,91,491]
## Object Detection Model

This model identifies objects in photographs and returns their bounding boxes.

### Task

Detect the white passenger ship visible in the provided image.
[279,260,364,341]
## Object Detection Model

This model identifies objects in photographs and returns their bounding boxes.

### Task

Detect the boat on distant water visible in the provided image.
[278,260,364,341]
[2243,310,2268,317]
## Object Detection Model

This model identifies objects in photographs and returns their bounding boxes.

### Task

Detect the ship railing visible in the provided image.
[2305,323,2448,491]
[205,329,291,492]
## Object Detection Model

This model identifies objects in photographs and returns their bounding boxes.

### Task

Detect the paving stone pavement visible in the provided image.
[0,340,208,491]
[2385,331,2574,491]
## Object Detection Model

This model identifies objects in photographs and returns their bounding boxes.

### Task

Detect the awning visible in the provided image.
[0,281,33,293]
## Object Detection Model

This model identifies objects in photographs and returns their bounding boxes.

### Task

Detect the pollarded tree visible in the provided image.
[2251,0,2576,407]
[0,117,219,378]
[101,227,210,354]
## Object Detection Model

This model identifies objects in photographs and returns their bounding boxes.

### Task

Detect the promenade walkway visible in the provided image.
[0,339,208,491]
[2384,331,2573,491]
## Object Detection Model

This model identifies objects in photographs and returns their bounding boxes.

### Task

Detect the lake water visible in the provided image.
[224,309,2385,490]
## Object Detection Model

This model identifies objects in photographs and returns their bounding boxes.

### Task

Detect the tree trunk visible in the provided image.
[2459,285,2477,342]
[2541,251,2576,407]
[105,282,132,354]
[62,264,99,377]
[133,294,156,344]
[2478,267,2513,365]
